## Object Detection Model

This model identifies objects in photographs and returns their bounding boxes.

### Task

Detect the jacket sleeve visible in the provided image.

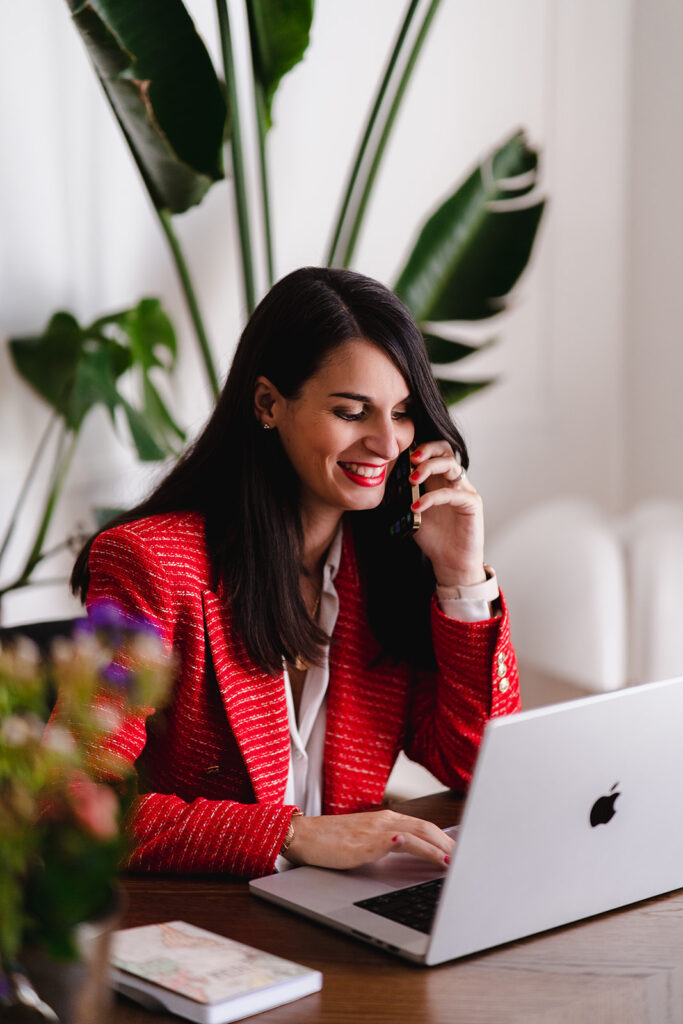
[76,526,299,879]
[403,592,521,792]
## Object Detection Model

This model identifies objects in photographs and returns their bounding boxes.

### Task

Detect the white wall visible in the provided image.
[624,0,683,506]
[0,0,655,626]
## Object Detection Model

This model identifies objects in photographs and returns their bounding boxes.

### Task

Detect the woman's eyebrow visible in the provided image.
[328,391,412,404]
[329,391,371,402]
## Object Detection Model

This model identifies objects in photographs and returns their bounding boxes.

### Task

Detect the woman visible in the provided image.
[71,267,520,880]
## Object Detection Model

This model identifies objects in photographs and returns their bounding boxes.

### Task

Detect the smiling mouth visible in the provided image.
[338,462,387,487]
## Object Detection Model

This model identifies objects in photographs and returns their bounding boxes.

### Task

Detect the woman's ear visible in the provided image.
[254,376,279,429]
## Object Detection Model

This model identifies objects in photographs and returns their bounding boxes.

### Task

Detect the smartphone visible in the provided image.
[381,447,422,540]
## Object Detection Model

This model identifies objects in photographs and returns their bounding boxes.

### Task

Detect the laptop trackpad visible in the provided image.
[341,823,459,890]
[250,825,458,913]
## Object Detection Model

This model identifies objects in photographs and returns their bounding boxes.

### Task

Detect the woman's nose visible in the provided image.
[363,418,401,460]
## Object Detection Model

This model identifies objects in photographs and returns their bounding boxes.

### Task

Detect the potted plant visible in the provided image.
[1,1,545,619]
[0,299,184,615]
[0,602,174,1022]
[62,0,545,401]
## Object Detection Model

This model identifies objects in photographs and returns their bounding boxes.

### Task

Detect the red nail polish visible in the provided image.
[392,835,400,842]
[412,449,422,460]
[409,471,419,481]
[411,501,420,510]
[444,854,450,865]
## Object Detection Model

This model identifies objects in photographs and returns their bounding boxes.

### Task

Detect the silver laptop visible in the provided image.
[250,676,683,965]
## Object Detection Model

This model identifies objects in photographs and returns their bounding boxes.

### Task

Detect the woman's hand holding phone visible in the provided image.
[381,447,422,540]
[407,442,486,588]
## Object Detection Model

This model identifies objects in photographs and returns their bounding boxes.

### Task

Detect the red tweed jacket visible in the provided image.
[83,511,520,879]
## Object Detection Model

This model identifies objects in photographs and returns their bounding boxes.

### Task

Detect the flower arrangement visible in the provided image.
[0,601,174,995]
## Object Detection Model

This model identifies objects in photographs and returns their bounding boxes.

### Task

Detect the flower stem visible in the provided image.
[92,73,220,400]
[325,0,422,267]
[157,209,220,399]
[216,0,258,315]
[0,429,80,600]
[340,0,441,268]
[254,81,275,287]
[0,413,58,569]
[327,0,440,272]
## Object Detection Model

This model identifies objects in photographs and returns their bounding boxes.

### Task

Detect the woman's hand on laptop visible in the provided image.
[283,809,454,869]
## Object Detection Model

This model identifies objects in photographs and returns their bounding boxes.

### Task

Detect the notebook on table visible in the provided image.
[250,676,683,965]
[110,920,322,1023]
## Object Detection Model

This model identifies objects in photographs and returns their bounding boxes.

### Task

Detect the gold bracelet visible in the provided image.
[281,811,305,855]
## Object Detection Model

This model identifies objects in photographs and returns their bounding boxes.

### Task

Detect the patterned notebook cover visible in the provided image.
[111,920,317,1006]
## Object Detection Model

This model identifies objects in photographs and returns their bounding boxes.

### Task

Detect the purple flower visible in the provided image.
[100,662,132,690]
[0,972,13,1002]
[88,600,133,632]
[87,599,160,640]
[71,615,91,637]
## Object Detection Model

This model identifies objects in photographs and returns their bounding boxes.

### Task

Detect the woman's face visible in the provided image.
[263,338,416,522]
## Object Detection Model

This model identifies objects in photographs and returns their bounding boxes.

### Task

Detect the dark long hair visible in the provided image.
[71,267,468,673]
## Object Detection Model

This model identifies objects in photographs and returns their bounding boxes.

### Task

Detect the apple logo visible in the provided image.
[590,782,620,827]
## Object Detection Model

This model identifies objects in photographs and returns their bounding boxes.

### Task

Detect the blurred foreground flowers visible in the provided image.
[0,601,175,981]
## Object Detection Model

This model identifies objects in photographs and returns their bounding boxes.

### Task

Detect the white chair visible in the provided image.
[386,753,447,801]
[487,499,628,693]
[619,500,683,685]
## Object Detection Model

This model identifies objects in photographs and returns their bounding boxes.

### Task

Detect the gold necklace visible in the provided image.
[291,590,322,672]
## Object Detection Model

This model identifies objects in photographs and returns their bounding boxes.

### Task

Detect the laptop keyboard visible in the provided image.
[353,877,445,934]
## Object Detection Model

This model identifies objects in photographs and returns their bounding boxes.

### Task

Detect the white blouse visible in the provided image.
[275,526,499,868]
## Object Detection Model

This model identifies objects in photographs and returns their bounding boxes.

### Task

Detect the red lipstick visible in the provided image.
[337,462,387,487]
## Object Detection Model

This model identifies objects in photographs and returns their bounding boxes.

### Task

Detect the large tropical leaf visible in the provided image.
[394,130,545,323]
[246,0,314,129]
[66,0,226,213]
[9,300,184,462]
[435,379,495,405]
[394,130,545,405]
[422,332,496,365]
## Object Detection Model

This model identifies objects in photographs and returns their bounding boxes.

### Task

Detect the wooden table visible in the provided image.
[115,792,683,1024]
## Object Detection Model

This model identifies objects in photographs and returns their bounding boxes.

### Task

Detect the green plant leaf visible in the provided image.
[9,316,129,431]
[94,507,126,528]
[66,0,226,213]
[120,400,167,462]
[94,298,177,371]
[423,332,497,365]
[92,299,186,450]
[394,130,545,322]
[143,377,187,444]
[69,342,130,427]
[435,378,495,406]
[7,313,83,421]
[112,299,186,453]
[246,0,314,129]
[8,300,184,459]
